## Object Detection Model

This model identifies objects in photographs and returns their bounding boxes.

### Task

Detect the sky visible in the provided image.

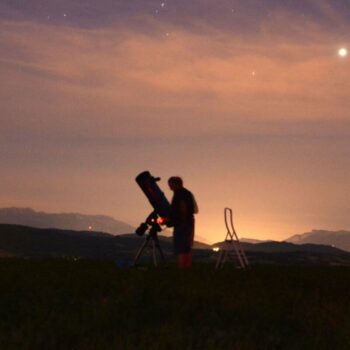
[1,0,349,242]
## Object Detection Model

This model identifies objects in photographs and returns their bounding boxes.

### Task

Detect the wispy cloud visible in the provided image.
[1,7,349,240]
[1,15,349,140]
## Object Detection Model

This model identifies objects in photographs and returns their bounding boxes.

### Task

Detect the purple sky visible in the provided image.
[1,0,349,242]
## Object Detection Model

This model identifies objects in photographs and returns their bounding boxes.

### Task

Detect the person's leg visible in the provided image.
[184,251,192,268]
[178,252,192,269]
[178,254,185,269]
[175,224,194,269]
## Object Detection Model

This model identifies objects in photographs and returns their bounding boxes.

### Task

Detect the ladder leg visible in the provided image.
[233,243,246,269]
[216,250,224,269]
[222,250,228,266]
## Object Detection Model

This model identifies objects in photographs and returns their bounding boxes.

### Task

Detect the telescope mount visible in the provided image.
[134,222,166,267]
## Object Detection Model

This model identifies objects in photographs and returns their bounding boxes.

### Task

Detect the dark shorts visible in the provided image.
[173,223,194,254]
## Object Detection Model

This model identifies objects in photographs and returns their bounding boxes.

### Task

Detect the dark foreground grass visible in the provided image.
[0,260,350,350]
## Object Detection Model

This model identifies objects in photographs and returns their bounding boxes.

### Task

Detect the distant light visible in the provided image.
[213,247,220,252]
[88,225,92,230]
[338,48,347,57]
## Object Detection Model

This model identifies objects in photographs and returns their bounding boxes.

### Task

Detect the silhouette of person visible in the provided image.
[168,176,198,269]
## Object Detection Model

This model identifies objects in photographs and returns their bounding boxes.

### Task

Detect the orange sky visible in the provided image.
[1,2,349,242]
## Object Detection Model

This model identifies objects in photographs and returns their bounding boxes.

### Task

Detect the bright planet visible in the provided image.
[338,48,348,57]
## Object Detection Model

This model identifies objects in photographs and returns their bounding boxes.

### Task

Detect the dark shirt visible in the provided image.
[170,188,195,226]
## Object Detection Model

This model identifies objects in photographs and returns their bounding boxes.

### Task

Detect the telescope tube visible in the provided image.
[135,171,171,219]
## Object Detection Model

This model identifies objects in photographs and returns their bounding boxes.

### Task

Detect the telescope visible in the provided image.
[134,171,172,266]
[135,171,172,236]
[135,171,171,221]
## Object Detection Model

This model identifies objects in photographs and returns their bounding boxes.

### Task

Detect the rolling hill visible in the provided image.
[0,207,134,235]
[0,224,210,261]
[213,240,347,254]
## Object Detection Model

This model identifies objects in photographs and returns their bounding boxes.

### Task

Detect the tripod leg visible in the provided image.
[154,235,166,263]
[152,239,157,267]
[134,227,166,267]
[134,235,151,265]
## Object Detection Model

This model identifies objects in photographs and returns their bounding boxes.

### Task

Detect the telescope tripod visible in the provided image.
[134,224,166,267]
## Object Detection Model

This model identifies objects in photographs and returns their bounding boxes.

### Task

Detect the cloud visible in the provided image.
[1,13,349,171]
[1,8,350,240]
[1,14,349,130]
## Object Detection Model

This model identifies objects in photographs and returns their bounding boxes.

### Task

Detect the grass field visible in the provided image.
[1,259,350,350]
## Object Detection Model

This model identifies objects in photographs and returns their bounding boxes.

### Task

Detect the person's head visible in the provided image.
[168,176,183,192]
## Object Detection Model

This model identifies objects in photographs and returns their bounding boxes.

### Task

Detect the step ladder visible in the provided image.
[216,208,249,269]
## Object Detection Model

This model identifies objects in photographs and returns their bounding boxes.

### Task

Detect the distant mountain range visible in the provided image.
[285,230,350,252]
[0,207,211,245]
[0,207,134,235]
[2,224,350,266]
[1,208,350,253]
[240,230,350,253]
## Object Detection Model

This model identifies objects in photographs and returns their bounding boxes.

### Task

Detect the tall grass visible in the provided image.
[0,259,349,349]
